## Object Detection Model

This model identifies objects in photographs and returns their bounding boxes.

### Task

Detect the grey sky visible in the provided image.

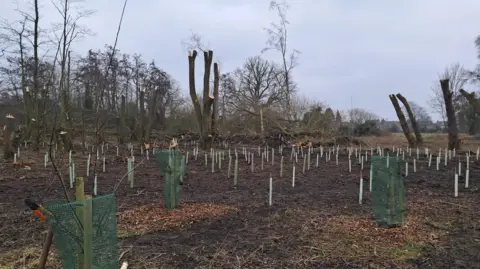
[2,0,480,121]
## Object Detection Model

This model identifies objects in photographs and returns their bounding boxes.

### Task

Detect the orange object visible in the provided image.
[25,198,52,221]
[34,209,47,221]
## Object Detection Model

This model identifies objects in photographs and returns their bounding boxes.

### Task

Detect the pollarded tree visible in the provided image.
[430,63,469,129]
[188,50,219,149]
[396,94,423,146]
[389,94,416,147]
[440,79,460,150]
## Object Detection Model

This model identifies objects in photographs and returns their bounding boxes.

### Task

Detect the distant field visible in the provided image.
[360,133,480,151]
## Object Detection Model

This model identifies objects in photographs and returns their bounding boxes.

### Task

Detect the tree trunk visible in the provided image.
[210,63,220,137]
[156,106,166,130]
[144,89,160,143]
[260,107,265,134]
[95,101,106,145]
[18,29,36,149]
[59,9,73,152]
[4,115,15,160]
[21,91,33,143]
[138,90,146,143]
[188,50,217,150]
[201,51,214,149]
[60,132,74,152]
[440,79,460,150]
[389,94,416,147]
[84,85,93,110]
[459,89,480,116]
[396,94,423,146]
[118,95,126,145]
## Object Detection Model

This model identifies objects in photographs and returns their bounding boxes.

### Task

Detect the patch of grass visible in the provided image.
[0,246,40,269]
[426,218,459,231]
[117,229,141,238]
[0,246,62,269]
[391,242,427,261]
[298,214,442,264]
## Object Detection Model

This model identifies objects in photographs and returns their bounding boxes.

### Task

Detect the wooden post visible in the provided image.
[37,228,54,269]
[75,177,85,269]
[83,195,93,269]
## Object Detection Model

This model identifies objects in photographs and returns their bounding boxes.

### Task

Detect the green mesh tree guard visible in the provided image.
[155,150,185,210]
[45,194,119,269]
[371,156,406,228]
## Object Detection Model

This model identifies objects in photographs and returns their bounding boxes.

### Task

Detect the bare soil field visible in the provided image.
[1,135,479,269]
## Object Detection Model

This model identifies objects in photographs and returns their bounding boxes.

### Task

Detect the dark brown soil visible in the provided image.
[1,144,479,269]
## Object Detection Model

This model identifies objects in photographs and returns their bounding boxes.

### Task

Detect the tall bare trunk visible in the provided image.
[32,0,40,150]
[4,115,16,159]
[144,89,159,143]
[18,24,35,148]
[396,94,423,146]
[117,95,126,145]
[389,94,416,147]
[188,50,219,149]
[58,2,73,152]
[210,63,220,137]
[138,89,146,143]
[440,79,460,150]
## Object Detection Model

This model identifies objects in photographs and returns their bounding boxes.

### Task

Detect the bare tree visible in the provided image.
[262,0,299,120]
[407,101,432,125]
[348,108,379,125]
[51,0,94,150]
[290,93,323,122]
[440,79,460,150]
[430,63,469,128]
[0,16,31,125]
[226,56,283,134]
[181,31,210,53]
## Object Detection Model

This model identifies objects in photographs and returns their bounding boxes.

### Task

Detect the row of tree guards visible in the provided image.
[390,79,480,150]
[22,137,477,269]
[24,139,477,205]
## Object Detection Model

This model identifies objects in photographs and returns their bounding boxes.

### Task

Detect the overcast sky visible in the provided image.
[2,0,480,121]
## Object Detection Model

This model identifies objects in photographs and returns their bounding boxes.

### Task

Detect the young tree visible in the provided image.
[262,0,300,121]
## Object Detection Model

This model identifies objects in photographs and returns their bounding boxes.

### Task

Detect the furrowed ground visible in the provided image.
[1,134,479,269]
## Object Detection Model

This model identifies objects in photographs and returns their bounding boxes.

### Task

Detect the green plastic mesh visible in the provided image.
[155,150,184,210]
[371,156,406,227]
[45,194,119,269]
[155,150,186,177]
